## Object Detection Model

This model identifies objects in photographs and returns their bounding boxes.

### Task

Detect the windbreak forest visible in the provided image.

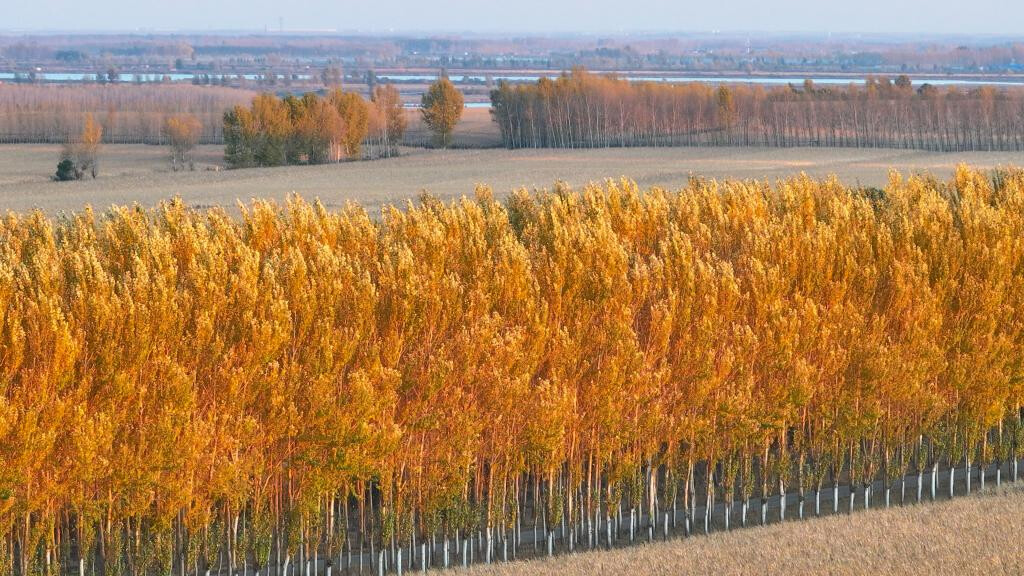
[1,167,1024,576]
[491,70,1024,151]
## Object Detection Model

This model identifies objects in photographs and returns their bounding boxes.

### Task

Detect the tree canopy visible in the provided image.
[3,167,1024,575]
[420,77,464,148]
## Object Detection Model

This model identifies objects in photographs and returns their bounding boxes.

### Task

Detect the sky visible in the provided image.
[5,0,1024,35]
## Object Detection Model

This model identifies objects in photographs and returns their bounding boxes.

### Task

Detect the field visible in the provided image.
[1,139,1023,214]
[462,485,1024,576]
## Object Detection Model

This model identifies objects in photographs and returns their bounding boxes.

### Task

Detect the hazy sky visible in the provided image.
[6,0,1024,35]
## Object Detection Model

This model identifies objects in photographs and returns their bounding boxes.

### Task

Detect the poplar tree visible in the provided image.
[420,77,464,148]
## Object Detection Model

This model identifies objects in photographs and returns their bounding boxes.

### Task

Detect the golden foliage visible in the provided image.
[2,167,1024,572]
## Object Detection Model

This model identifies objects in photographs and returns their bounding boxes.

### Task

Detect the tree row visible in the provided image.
[490,69,1024,151]
[2,167,1024,576]
[0,85,249,144]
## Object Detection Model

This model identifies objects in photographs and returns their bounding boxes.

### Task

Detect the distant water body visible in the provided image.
[0,72,304,82]
[4,71,1023,88]
[377,73,1024,88]
[5,72,1021,110]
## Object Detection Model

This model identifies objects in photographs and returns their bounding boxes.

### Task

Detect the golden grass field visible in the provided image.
[460,485,1024,576]
[1,107,1022,215]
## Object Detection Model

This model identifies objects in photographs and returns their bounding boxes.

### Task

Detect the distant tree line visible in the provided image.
[223,86,406,167]
[0,85,251,144]
[491,69,1024,151]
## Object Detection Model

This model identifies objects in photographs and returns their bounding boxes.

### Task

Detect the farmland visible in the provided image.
[1,141,1023,214]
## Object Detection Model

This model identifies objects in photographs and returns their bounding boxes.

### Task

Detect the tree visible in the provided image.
[716,85,737,142]
[54,157,79,181]
[372,84,407,155]
[328,89,370,159]
[291,93,344,164]
[60,113,103,179]
[223,105,256,168]
[320,66,342,88]
[420,77,463,148]
[163,114,203,171]
[250,93,291,167]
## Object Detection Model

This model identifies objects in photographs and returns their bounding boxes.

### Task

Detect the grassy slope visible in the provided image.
[462,485,1024,576]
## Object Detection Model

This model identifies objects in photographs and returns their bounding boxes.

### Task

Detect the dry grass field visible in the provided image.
[1,138,1023,215]
[462,485,1024,576]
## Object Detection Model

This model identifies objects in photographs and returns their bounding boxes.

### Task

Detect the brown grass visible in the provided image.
[2,143,1023,215]
[462,485,1024,576]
